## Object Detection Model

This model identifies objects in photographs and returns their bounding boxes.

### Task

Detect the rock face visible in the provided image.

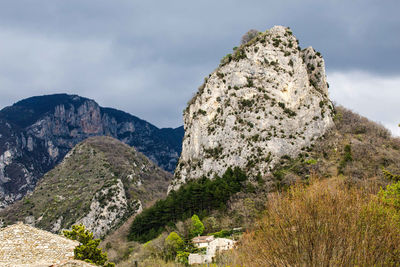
[171,26,334,190]
[0,136,172,238]
[0,94,183,208]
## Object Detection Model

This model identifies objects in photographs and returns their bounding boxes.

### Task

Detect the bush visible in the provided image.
[241,29,259,45]
[63,224,115,267]
[235,178,400,266]
[165,232,185,261]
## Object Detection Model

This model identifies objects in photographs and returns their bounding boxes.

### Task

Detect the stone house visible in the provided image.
[207,238,236,256]
[191,235,214,248]
[189,237,236,265]
[0,222,92,267]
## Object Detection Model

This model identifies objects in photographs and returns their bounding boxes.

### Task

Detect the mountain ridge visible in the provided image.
[0,93,183,208]
[0,136,172,238]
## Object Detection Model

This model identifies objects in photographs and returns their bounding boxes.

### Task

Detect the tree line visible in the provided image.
[129,167,247,243]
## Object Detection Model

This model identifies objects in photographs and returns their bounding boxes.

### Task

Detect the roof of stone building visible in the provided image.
[192,235,214,243]
[0,222,85,267]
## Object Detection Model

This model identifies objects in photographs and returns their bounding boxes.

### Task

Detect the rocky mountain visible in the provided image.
[0,94,183,208]
[171,26,334,191]
[0,136,172,238]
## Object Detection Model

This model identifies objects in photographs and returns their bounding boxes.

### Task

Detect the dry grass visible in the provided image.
[232,177,400,266]
[117,257,185,267]
[100,215,140,263]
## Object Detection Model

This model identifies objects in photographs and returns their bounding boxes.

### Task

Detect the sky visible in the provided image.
[0,0,399,135]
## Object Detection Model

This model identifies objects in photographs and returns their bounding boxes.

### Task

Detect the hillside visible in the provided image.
[0,94,183,208]
[0,136,172,238]
[171,26,334,191]
[123,26,400,266]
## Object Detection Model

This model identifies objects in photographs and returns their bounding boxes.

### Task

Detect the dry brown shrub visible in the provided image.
[234,178,400,267]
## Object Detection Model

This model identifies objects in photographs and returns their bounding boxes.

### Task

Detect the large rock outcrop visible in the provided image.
[171,26,334,191]
[0,94,183,208]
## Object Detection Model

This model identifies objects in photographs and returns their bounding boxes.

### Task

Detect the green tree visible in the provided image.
[190,214,204,238]
[63,224,114,267]
[164,231,185,261]
[176,251,190,265]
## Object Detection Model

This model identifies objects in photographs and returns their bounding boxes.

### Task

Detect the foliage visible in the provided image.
[234,178,400,266]
[165,232,185,260]
[338,144,352,174]
[189,214,204,238]
[211,229,233,238]
[241,29,260,45]
[382,167,400,181]
[129,167,247,243]
[176,251,190,265]
[63,224,115,267]
[380,180,400,210]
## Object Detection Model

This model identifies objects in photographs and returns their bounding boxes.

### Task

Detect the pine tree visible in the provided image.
[63,224,114,267]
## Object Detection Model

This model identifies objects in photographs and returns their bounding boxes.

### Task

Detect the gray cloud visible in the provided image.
[0,0,399,129]
[329,71,400,136]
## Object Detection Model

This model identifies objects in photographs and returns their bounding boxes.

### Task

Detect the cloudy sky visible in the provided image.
[0,0,399,135]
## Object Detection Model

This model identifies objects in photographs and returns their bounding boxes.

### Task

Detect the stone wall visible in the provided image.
[0,223,83,266]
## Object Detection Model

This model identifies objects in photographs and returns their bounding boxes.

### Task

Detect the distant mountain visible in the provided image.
[0,136,172,238]
[0,94,183,208]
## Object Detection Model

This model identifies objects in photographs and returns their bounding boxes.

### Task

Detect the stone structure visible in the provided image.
[189,237,236,265]
[192,235,214,248]
[207,238,236,255]
[171,26,334,191]
[0,222,86,266]
[188,254,213,265]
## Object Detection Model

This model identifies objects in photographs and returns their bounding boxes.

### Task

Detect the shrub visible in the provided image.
[241,29,259,45]
[235,178,400,266]
[165,232,185,261]
[338,144,352,175]
[63,224,115,267]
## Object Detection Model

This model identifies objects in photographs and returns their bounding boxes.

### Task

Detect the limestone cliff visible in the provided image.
[0,94,183,208]
[171,26,334,191]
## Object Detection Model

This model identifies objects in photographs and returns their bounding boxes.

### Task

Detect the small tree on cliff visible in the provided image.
[241,29,260,44]
[63,224,114,267]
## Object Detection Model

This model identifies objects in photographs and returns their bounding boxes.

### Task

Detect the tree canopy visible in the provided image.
[63,224,114,267]
[129,167,247,243]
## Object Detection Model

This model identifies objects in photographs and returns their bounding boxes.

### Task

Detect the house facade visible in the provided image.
[189,237,236,265]
[207,238,236,255]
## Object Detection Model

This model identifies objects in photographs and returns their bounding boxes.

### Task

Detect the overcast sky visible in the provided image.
[0,0,399,135]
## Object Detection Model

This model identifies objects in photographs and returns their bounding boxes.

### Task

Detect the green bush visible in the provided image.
[338,144,352,175]
[63,224,114,267]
